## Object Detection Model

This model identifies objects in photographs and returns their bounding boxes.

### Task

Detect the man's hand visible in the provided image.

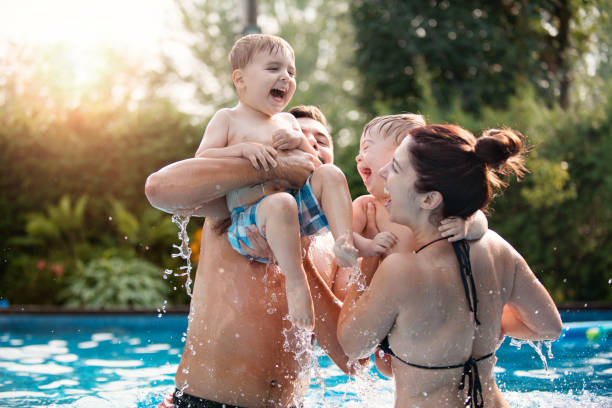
[241,226,276,262]
[240,142,278,171]
[272,128,305,151]
[271,149,320,189]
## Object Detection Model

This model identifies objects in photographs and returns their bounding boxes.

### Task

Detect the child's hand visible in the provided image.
[363,201,380,239]
[371,231,398,254]
[438,216,467,242]
[356,231,398,257]
[240,143,278,171]
[272,129,305,151]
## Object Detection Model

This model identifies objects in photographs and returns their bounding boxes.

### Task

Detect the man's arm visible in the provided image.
[302,239,368,375]
[144,150,317,215]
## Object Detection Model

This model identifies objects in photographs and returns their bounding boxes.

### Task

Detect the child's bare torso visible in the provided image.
[224,108,299,209]
[224,108,296,146]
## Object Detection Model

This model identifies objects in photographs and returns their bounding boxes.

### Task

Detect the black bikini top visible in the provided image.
[379,239,493,408]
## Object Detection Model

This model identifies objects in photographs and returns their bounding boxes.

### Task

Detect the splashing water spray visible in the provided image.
[282,314,319,408]
[166,214,194,298]
[509,338,555,375]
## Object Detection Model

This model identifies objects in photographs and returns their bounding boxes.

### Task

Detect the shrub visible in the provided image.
[62,257,168,308]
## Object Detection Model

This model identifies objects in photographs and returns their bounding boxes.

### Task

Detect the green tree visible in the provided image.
[350,0,611,113]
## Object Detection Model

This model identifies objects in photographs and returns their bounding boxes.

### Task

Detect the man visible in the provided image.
[146,106,354,408]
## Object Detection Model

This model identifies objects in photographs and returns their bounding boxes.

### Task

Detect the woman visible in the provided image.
[337,124,562,408]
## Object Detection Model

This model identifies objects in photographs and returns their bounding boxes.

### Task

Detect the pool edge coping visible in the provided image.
[0,302,610,314]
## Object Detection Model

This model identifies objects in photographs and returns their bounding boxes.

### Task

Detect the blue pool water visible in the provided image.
[0,310,611,407]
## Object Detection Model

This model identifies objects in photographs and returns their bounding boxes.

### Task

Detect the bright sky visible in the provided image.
[0,0,209,112]
[0,0,179,56]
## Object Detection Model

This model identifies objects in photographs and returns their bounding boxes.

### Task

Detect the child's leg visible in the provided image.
[310,164,358,267]
[255,192,314,330]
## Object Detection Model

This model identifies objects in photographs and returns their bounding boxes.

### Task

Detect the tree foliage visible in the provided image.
[0,43,198,305]
[350,0,610,113]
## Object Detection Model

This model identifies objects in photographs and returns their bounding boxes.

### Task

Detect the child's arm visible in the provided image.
[195,109,278,171]
[438,210,488,242]
[353,231,397,257]
[272,113,318,156]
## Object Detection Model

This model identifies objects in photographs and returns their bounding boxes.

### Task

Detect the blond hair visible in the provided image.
[230,34,294,70]
[362,113,426,145]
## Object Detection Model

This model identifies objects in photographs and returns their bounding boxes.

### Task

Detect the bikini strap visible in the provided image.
[458,353,493,408]
[452,240,480,325]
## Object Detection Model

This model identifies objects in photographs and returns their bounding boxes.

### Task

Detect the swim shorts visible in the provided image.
[227,178,329,263]
[167,389,303,408]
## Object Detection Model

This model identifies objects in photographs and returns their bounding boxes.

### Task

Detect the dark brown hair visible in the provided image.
[289,105,328,129]
[408,124,527,218]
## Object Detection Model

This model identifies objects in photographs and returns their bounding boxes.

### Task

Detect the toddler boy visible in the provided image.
[195,34,382,330]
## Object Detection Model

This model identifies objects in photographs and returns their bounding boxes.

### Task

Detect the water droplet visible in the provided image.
[235,333,240,338]
[219,268,225,274]
[108,216,113,221]
[608,279,611,284]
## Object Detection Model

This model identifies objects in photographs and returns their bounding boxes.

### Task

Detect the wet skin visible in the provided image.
[146,122,352,407]
[338,139,562,408]
[175,221,338,406]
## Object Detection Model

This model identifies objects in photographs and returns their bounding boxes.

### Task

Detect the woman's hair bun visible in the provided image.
[475,128,523,169]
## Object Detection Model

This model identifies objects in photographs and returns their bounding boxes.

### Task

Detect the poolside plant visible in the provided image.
[61,257,167,308]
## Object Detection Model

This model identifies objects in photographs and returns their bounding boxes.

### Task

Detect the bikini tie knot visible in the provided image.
[458,357,485,408]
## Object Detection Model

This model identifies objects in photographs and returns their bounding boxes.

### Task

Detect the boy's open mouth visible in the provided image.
[358,165,372,184]
[270,88,286,101]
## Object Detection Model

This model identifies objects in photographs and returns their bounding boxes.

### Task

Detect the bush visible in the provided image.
[62,257,167,308]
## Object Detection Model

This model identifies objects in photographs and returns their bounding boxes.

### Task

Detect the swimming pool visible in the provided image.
[0,310,610,407]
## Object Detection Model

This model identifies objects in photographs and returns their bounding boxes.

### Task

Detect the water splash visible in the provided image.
[175,380,189,398]
[343,358,380,406]
[156,300,168,318]
[281,316,317,407]
[310,347,330,408]
[347,264,366,292]
[169,214,193,297]
[509,338,555,374]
